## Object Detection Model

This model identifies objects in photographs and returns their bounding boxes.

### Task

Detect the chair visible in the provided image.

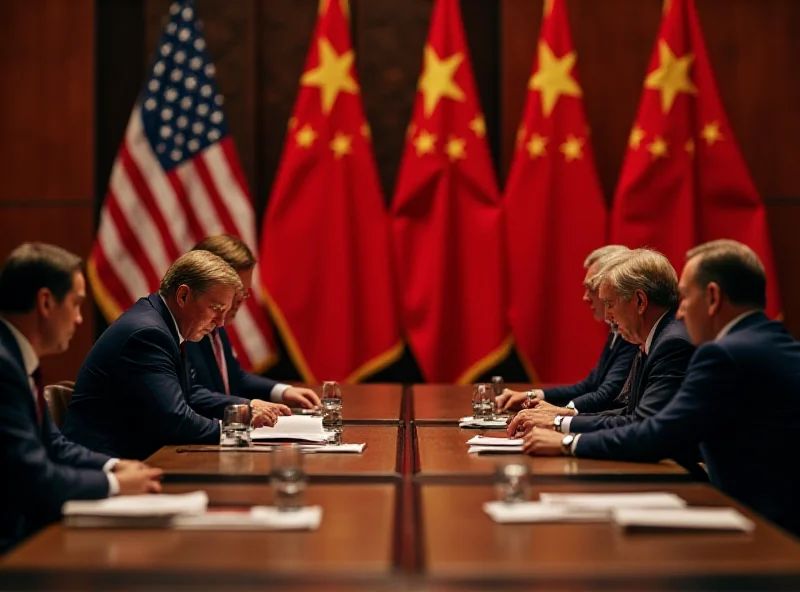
[43,384,73,428]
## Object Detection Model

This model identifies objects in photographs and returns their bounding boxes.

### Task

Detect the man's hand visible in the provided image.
[534,400,575,416]
[495,389,543,412]
[112,460,148,472]
[507,409,537,437]
[522,427,565,456]
[115,465,163,495]
[250,400,292,427]
[281,387,321,409]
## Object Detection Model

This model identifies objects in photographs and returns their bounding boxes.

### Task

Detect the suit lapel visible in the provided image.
[147,293,189,396]
[0,322,42,427]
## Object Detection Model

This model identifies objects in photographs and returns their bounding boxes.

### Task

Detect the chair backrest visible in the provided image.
[43,384,73,428]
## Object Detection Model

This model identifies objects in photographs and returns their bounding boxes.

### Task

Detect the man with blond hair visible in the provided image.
[64,251,275,460]
[509,248,694,439]
[497,245,637,414]
[523,240,800,536]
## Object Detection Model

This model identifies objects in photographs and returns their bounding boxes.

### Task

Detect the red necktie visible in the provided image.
[31,366,46,424]
[211,330,230,394]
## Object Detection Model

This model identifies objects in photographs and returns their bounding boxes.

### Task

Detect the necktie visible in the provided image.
[31,366,46,425]
[211,329,230,394]
[614,348,643,411]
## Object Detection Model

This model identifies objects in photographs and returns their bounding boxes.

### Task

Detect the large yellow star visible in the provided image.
[701,121,723,146]
[418,45,465,117]
[560,135,584,162]
[644,40,698,113]
[330,132,352,159]
[629,125,646,149]
[413,130,437,156]
[529,42,582,117]
[445,136,466,162]
[295,124,317,148]
[647,136,669,159]
[301,38,358,114]
[526,134,548,159]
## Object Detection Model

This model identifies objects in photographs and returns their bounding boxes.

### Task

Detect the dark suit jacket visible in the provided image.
[186,327,278,414]
[0,321,110,552]
[568,310,694,433]
[575,312,800,536]
[63,294,222,461]
[543,329,637,413]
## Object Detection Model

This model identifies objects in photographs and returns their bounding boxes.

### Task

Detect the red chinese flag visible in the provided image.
[259,0,402,382]
[611,0,780,316]
[391,0,511,383]
[503,0,608,383]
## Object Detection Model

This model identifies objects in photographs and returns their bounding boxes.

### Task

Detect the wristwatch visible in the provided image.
[553,415,564,431]
[561,434,575,456]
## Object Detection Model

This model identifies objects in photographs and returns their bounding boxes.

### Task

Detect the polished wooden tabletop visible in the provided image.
[412,384,534,422]
[302,383,404,422]
[419,482,800,588]
[0,483,397,588]
[146,426,401,483]
[415,426,690,482]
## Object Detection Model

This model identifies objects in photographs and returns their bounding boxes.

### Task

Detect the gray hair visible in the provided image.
[159,250,242,298]
[585,246,631,291]
[601,248,679,308]
[686,239,766,308]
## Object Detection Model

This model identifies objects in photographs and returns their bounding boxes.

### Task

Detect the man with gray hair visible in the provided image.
[522,239,800,536]
[509,248,695,440]
[63,250,277,461]
[497,246,637,414]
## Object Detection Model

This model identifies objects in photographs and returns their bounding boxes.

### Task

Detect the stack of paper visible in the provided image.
[612,507,755,533]
[63,491,209,528]
[466,435,523,454]
[539,492,687,510]
[173,506,323,531]
[251,415,331,443]
[459,416,508,429]
[484,501,608,523]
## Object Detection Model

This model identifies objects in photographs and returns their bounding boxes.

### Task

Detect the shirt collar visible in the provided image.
[644,310,670,355]
[158,294,185,344]
[716,310,762,341]
[0,317,40,377]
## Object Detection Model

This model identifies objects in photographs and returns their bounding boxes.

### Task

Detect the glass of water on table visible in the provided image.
[221,404,251,447]
[321,380,343,444]
[271,443,306,511]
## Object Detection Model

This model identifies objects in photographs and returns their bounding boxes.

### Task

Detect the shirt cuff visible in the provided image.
[106,473,120,496]
[570,434,581,456]
[566,401,579,415]
[102,458,120,473]
[561,416,573,434]
[269,383,291,403]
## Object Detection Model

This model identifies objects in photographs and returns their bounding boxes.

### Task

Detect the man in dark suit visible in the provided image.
[187,234,320,410]
[524,240,800,536]
[0,243,162,552]
[509,249,695,436]
[63,250,279,461]
[497,246,637,414]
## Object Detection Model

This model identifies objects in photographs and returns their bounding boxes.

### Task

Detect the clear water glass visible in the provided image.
[494,462,531,503]
[221,404,251,447]
[321,380,343,437]
[471,384,494,419]
[490,376,505,418]
[271,444,306,512]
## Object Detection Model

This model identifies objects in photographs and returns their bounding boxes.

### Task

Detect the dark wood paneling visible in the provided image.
[766,202,800,338]
[0,205,96,382]
[0,0,95,200]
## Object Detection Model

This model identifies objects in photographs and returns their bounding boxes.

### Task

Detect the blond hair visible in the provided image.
[585,246,631,291]
[601,248,678,308]
[686,239,766,308]
[159,250,242,297]
[192,233,256,272]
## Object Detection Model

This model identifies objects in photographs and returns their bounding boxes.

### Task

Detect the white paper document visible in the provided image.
[468,445,524,454]
[612,507,755,532]
[299,443,366,454]
[173,506,323,531]
[465,435,523,446]
[459,416,508,429]
[251,415,332,443]
[539,492,687,510]
[484,501,608,523]
[62,491,208,518]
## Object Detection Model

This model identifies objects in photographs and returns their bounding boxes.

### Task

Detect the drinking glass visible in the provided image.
[271,444,306,511]
[494,461,531,503]
[221,404,251,447]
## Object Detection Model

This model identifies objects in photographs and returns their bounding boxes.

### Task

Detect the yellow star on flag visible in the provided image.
[529,41,582,117]
[526,134,548,159]
[544,0,554,16]
[413,130,437,156]
[647,136,669,159]
[301,38,359,114]
[629,125,646,149]
[418,45,465,117]
[701,121,723,146]
[644,40,698,113]
[330,132,352,159]
[469,114,486,138]
[559,135,584,162]
[288,117,298,130]
[445,136,466,162]
[295,124,317,148]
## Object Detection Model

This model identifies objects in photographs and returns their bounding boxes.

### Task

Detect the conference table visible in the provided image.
[3,383,800,591]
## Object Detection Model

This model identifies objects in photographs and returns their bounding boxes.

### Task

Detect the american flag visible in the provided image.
[88,0,276,372]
